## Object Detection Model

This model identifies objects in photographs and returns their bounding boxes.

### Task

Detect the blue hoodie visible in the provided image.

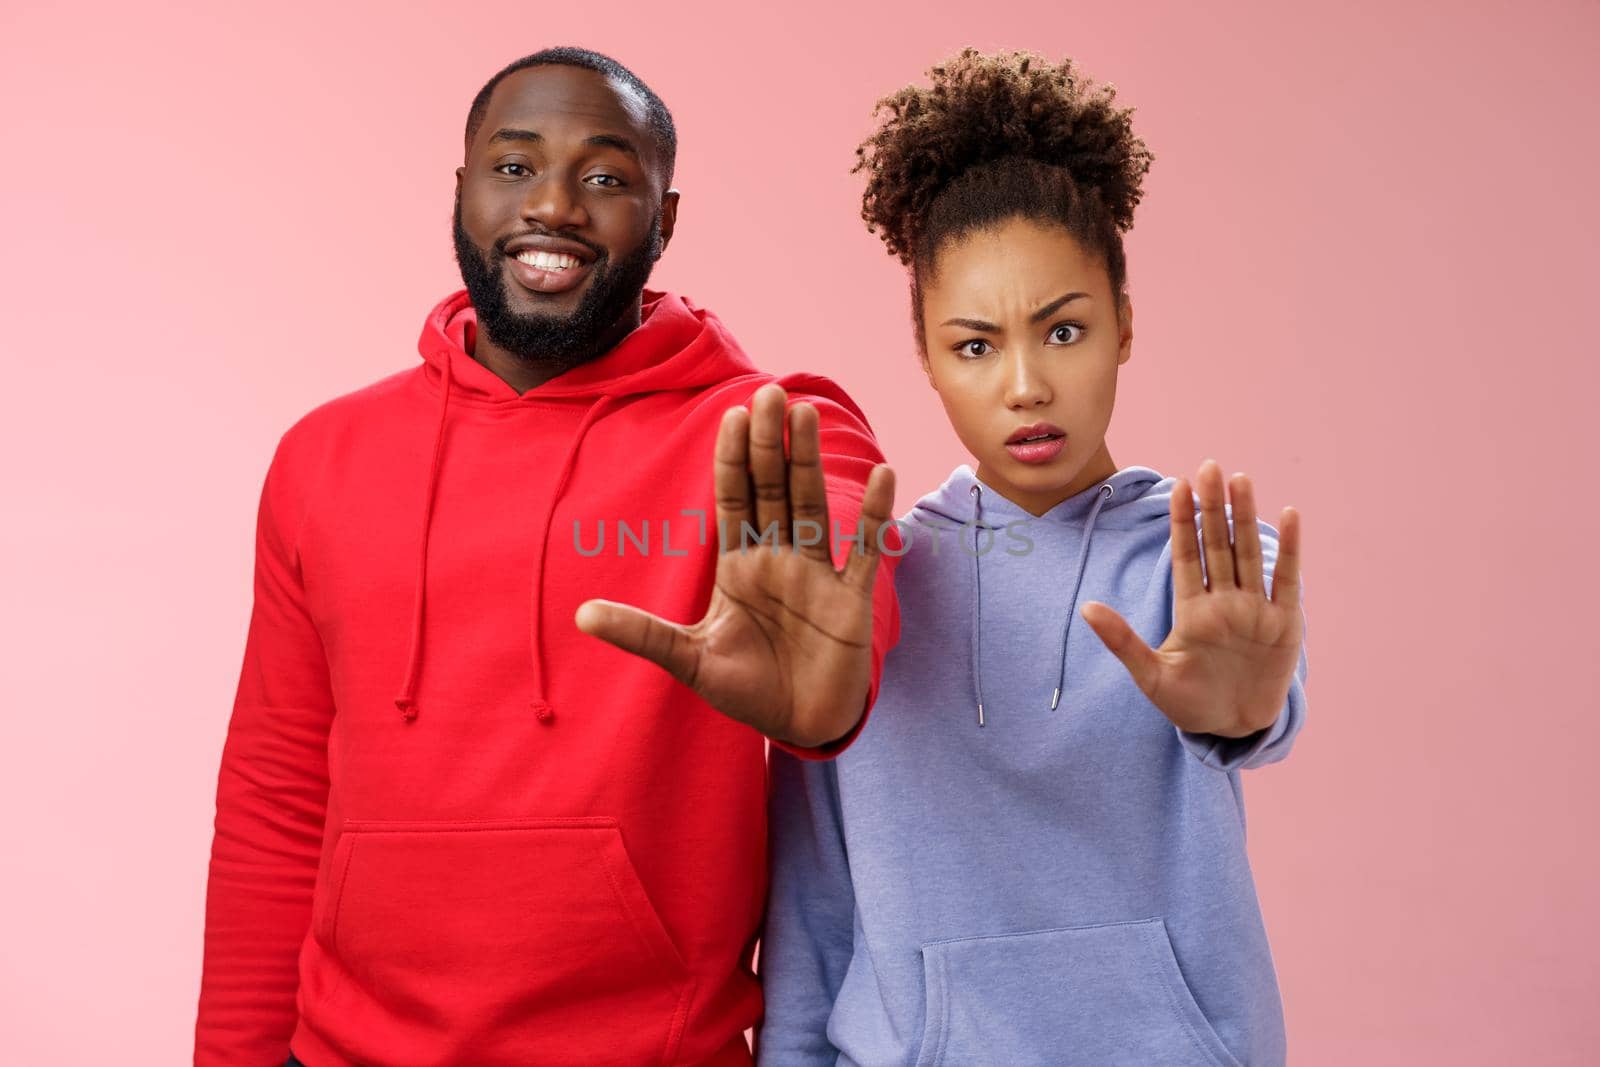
[757,463,1308,1067]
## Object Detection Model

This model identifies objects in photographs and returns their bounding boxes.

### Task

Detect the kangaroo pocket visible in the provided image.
[308,816,693,1066]
[913,918,1242,1067]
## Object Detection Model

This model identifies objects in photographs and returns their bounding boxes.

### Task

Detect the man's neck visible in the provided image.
[471,303,643,396]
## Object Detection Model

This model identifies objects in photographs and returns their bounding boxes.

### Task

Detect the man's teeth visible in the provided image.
[515,250,581,271]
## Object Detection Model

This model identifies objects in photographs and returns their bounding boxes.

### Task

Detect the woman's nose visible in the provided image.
[1002,349,1052,409]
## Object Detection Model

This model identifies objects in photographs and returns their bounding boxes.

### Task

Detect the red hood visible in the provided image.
[197,286,903,1065]
[392,287,767,723]
[417,287,760,401]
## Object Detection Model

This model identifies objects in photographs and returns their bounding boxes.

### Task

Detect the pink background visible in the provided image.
[3,0,1596,1062]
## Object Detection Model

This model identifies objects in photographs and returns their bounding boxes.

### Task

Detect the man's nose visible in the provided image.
[520,172,588,230]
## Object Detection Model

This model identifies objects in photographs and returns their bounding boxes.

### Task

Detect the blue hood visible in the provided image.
[912,463,1169,724]
[759,463,1310,1067]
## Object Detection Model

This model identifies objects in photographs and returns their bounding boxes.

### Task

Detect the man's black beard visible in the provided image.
[452,195,662,376]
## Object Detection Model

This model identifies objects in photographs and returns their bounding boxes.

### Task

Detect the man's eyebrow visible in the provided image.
[1029,291,1092,323]
[582,133,641,160]
[487,128,541,146]
[484,128,641,161]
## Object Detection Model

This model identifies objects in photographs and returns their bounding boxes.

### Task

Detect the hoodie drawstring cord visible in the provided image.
[968,477,1117,727]
[394,344,455,722]
[391,355,615,726]
[969,483,986,727]
[526,395,615,723]
[1050,482,1115,710]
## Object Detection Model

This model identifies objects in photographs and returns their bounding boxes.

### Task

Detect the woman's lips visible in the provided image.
[1005,434,1066,463]
[507,255,593,294]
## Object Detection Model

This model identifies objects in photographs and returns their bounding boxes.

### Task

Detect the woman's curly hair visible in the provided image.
[854,49,1154,346]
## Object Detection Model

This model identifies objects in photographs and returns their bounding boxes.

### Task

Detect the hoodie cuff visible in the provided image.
[1177,697,1295,772]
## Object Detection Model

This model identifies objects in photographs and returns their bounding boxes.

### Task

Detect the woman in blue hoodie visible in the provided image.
[757,49,1308,1067]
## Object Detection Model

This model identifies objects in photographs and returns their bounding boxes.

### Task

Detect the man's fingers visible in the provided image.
[786,402,833,564]
[1080,601,1162,700]
[1270,506,1303,608]
[714,406,753,553]
[1169,478,1205,601]
[842,463,897,593]
[574,600,701,690]
[1229,473,1264,594]
[1196,459,1235,588]
[747,384,790,549]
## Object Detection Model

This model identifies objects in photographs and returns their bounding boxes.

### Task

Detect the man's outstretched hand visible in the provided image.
[1078,459,1304,739]
[574,383,896,750]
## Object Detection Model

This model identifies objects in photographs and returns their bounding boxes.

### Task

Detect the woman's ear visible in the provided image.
[1117,293,1134,366]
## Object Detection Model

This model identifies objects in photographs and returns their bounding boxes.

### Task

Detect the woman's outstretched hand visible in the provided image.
[574,383,896,749]
[1079,459,1303,738]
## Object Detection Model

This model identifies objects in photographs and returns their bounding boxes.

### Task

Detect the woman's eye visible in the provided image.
[1048,322,1084,344]
[958,340,992,358]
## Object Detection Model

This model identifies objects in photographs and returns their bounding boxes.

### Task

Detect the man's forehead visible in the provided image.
[479,65,650,144]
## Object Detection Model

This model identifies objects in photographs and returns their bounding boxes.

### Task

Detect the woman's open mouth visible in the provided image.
[1004,423,1067,464]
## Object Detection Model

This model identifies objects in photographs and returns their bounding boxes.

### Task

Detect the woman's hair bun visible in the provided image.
[856,48,1154,266]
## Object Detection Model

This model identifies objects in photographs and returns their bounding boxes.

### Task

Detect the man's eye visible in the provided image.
[1048,322,1085,344]
[586,174,623,187]
[957,340,992,358]
[496,163,530,177]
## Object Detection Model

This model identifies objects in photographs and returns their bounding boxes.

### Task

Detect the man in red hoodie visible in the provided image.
[194,47,901,1067]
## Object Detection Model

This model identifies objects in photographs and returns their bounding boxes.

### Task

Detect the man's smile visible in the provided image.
[503,233,598,295]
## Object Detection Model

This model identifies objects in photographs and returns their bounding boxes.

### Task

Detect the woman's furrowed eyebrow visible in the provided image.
[940,316,1000,332]
[1029,291,1091,322]
[940,292,1092,333]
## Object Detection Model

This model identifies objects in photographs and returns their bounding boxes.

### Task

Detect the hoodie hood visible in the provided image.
[393,287,762,722]
[416,287,760,403]
[909,463,1169,726]
[759,456,1307,1067]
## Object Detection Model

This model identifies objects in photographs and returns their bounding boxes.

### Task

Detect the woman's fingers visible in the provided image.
[1195,459,1236,588]
[1080,601,1162,700]
[785,402,834,564]
[1229,473,1264,594]
[747,383,791,548]
[1170,478,1206,601]
[1270,506,1303,608]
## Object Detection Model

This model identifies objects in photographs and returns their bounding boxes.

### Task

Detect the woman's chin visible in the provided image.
[980,454,1078,497]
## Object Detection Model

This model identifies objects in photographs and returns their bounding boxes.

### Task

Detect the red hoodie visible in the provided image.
[195,288,901,1067]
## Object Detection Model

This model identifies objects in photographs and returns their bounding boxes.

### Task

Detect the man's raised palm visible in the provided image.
[574,383,895,749]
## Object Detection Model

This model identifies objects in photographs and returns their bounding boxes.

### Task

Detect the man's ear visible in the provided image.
[658,188,680,255]
[455,165,465,191]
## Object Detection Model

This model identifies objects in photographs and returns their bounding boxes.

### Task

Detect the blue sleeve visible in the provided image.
[1176,514,1310,771]
[755,749,856,1066]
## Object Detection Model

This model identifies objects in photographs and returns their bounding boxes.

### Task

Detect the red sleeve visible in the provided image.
[194,430,335,1066]
[767,376,904,762]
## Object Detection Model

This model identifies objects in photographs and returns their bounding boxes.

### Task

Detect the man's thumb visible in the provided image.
[575,599,700,688]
